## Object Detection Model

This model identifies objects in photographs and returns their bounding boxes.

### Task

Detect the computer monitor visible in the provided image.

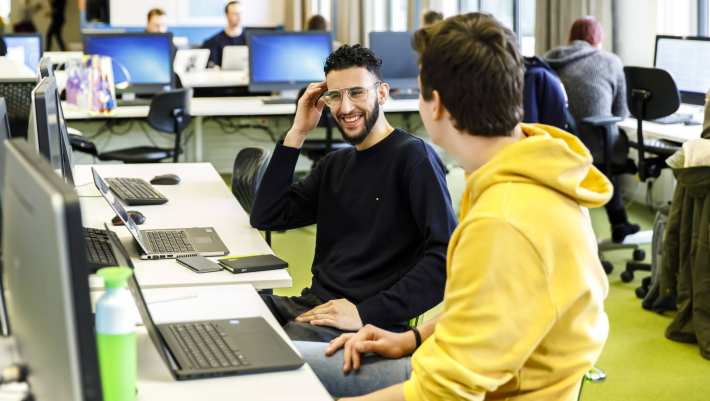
[2,138,103,401]
[369,31,419,92]
[38,59,75,184]
[82,32,174,96]
[248,31,332,94]
[0,33,43,73]
[654,35,710,106]
[0,77,36,138]
[28,77,64,179]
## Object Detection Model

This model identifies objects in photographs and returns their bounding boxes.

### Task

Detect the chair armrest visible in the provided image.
[581,116,624,127]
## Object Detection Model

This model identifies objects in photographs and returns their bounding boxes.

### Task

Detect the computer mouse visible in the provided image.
[112,211,146,226]
[150,174,181,185]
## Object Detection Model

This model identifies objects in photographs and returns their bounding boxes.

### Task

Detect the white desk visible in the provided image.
[63,96,419,120]
[76,163,292,291]
[618,104,704,143]
[63,97,419,161]
[136,284,331,401]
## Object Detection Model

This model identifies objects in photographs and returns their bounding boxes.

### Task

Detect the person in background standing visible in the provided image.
[46,0,66,50]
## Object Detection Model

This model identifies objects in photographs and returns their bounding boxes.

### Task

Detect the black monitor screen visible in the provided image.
[369,32,418,91]
[654,35,710,106]
[32,78,63,176]
[83,33,174,94]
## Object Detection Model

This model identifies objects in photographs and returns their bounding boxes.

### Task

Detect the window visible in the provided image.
[389,0,409,31]
[656,0,694,36]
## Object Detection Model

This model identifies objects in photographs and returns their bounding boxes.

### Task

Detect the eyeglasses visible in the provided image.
[320,82,382,107]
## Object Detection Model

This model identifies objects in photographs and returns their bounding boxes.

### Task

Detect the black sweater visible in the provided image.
[251,129,457,329]
[201,30,246,67]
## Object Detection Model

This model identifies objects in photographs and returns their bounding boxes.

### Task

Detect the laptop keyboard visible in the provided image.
[143,230,196,254]
[84,227,119,273]
[168,322,249,369]
[105,177,168,206]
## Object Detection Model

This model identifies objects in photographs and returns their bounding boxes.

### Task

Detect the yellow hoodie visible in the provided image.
[403,124,612,401]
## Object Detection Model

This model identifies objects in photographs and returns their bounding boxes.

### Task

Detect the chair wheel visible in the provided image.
[633,249,645,261]
[635,286,648,299]
[620,270,634,283]
[602,261,614,274]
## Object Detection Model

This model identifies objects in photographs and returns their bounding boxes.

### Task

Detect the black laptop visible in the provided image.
[127,275,304,380]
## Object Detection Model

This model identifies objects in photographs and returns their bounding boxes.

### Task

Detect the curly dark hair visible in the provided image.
[324,44,382,79]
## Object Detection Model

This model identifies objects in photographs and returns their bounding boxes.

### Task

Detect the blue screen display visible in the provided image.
[3,36,42,72]
[250,33,331,84]
[84,34,172,86]
[369,32,418,80]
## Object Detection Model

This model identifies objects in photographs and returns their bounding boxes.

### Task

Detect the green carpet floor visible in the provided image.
[266,201,710,400]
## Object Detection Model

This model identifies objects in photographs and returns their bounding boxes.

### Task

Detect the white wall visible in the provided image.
[109,0,285,27]
[616,0,697,67]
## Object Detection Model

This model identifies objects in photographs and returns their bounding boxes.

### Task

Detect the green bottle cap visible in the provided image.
[97,267,133,289]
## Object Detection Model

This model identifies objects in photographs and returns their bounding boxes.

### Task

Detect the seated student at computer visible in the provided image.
[251,45,457,342]
[544,16,638,243]
[295,13,611,400]
[202,1,245,67]
[146,8,168,33]
[420,9,443,27]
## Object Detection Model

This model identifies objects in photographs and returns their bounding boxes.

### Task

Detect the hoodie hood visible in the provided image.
[461,123,612,215]
[544,40,599,68]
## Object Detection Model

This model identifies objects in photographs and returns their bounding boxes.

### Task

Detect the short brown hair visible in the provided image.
[569,16,603,46]
[146,8,165,22]
[413,12,524,136]
[422,10,443,26]
[225,1,240,14]
[307,14,327,31]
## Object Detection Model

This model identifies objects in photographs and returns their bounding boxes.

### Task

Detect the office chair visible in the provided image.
[295,87,351,167]
[231,147,272,246]
[578,115,645,275]
[618,67,681,296]
[70,88,193,163]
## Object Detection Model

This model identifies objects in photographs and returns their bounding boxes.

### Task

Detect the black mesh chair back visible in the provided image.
[0,78,36,139]
[232,147,272,244]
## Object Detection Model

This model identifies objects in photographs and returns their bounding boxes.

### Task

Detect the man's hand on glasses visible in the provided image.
[284,81,328,149]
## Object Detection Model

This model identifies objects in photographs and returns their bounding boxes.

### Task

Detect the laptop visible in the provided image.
[173,49,210,74]
[221,46,248,71]
[127,274,304,380]
[92,167,229,260]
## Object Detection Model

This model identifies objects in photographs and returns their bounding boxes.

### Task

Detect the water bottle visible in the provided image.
[96,267,136,401]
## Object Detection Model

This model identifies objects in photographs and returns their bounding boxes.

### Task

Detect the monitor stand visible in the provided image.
[262,90,299,105]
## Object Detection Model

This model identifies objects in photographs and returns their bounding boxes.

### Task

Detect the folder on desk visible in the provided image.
[218,254,288,274]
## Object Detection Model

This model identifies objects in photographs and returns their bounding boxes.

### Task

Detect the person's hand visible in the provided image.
[326,324,417,374]
[296,298,363,331]
[283,81,327,148]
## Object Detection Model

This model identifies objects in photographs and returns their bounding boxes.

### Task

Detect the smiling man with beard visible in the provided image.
[250,44,457,342]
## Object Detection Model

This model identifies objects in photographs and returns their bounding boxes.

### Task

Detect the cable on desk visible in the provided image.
[209,117,278,142]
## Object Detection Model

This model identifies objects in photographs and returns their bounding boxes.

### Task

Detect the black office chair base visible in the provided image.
[620,261,651,283]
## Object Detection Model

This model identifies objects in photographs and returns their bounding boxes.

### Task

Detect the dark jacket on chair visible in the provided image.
[523,56,568,130]
[657,166,710,360]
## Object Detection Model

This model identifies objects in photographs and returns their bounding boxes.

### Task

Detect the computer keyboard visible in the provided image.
[117,98,152,107]
[143,230,195,254]
[105,177,168,206]
[168,322,249,369]
[84,227,119,273]
[651,113,692,125]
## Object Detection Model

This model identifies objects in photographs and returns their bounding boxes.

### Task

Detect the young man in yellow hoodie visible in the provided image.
[295,12,612,401]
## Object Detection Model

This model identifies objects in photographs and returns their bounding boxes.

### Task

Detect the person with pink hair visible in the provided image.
[545,16,639,243]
